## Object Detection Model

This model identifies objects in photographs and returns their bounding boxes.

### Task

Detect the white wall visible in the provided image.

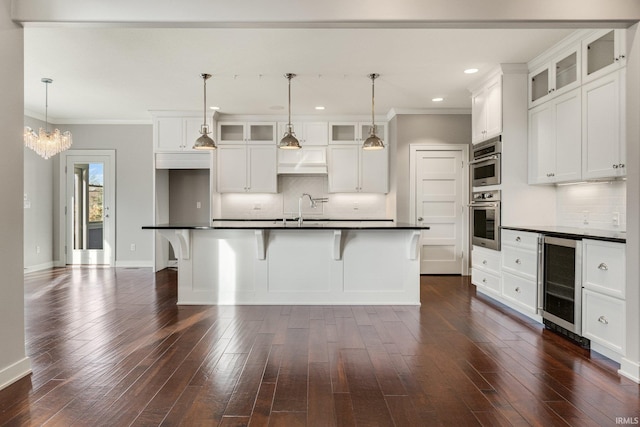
[0,0,31,390]
[23,116,55,272]
[391,114,472,222]
[53,124,154,267]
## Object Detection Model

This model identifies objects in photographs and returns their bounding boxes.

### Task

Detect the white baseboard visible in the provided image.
[115,260,154,268]
[0,357,31,391]
[620,357,640,384]
[23,262,55,274]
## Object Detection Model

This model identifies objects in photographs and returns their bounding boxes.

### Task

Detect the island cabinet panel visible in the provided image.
[153,227,421,305]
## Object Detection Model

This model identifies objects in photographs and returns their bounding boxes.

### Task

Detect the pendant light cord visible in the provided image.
[287,74,292,129]
[371,75,375,130]
[203,77,207,129]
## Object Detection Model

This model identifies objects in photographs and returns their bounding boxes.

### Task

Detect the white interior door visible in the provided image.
[65,152,115,265]
[415,149,465,274]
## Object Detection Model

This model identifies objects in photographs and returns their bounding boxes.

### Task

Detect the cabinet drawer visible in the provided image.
[502,272,537,313]
[582,289,625,354]
[502,247,537,280]
[583,239,626,298]
[502,229,539,250]
[471,268,501,295]
[472,246,501,275]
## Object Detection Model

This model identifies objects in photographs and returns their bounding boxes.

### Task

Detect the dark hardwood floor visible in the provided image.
[1,268,638,426]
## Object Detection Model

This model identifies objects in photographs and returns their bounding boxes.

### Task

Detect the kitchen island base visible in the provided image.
[156,227,421,305]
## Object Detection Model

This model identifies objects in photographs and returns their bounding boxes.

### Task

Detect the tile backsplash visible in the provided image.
[556,180,626,230]
[220,175,389,219]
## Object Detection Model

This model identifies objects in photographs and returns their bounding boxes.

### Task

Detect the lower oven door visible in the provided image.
[471,203,500,250]
[541,236,583,334]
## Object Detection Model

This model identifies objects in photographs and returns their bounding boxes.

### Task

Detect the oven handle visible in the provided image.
[470,155,499,165]
[469,202,499,207]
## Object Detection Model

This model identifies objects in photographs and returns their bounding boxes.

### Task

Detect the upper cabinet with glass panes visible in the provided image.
[582,29,627,83]
[528,44,581,108]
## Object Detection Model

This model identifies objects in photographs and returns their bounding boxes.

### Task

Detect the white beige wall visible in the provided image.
[391,114,472,222]
[52,124,154,267]
[23,116,55,271]
[0,0,31,390]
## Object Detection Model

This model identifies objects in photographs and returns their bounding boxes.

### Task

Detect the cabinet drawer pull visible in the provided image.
[515,287,521,293]
[598,263,608,271]
[598,315,608,325]
[515,259,521,265]
[515,236,521,242]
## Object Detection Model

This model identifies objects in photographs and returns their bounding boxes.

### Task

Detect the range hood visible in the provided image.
[277,146,327,175]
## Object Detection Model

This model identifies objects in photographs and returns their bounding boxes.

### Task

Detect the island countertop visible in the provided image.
[143,219,428,230]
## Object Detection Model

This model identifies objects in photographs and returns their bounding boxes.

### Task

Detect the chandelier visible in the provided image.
[24,78,72,159]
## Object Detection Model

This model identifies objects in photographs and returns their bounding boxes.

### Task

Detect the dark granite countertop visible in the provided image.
[502,225,626,243]
[143,219,427,230]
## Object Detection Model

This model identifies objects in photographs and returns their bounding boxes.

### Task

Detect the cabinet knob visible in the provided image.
[619,55,626,59]
[417,217,423,222]
[482,260,487,265]
[619,163,625,168]
[613,164,619,169]
[515,287,521,293]
[598,315,609,325]
[597,262,608,271]
[515,259,521,265]
[515,236,521,242]
[482,278,487,283]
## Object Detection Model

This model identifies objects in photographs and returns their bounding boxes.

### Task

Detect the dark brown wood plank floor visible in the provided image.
[1,268,639,426]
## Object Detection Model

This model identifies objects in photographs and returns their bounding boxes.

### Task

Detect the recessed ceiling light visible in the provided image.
[464,68,479,74]
[315,106,325,110]
[432,97,444,102]
[209,106,220,110]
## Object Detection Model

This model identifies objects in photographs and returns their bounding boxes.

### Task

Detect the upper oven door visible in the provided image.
[471,154,501,187]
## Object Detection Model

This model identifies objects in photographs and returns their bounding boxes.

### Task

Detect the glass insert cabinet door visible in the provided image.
[65,154,114,265]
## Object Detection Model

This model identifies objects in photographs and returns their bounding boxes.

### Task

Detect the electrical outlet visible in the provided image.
[196,201,201,209]
[253,202,261,210]
[353,202,359,211]
[612,212,620,226]
[582,210,589,225]
[130,243,136,251]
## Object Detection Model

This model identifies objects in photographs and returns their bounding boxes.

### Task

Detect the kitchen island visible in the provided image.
[143,220,427,305]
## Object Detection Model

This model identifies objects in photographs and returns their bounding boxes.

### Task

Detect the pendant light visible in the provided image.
[193,73,216,150]
[362,73,384,150]
[279,73,301,150]
[24,78,72,159]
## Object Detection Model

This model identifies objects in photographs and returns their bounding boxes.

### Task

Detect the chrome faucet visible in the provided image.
[298,193,328,225]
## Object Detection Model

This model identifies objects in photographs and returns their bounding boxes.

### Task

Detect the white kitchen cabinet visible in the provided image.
[218,122,276,144]
[582,239,626,299]
[471,73,502,144]
[528,89,581,184]
[471,246,501,296]
[327,145,388,193]
[582,29,626,83]
[216,145,277,193]
[154,116,213,152]
[329,122,387,145]
[501,230,540,317]
[528,45,581,108]
[277,122,328,146]
[583,290,626,358]
[582,69,626,180]
[581,239,626,361]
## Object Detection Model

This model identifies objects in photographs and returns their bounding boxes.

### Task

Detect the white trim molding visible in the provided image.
[620,357,640,384]
[114,260,154,268]
[0,357,31,392]
[23,261,55,274]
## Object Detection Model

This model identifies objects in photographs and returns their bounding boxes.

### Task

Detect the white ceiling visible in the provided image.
[24,27,575,123]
